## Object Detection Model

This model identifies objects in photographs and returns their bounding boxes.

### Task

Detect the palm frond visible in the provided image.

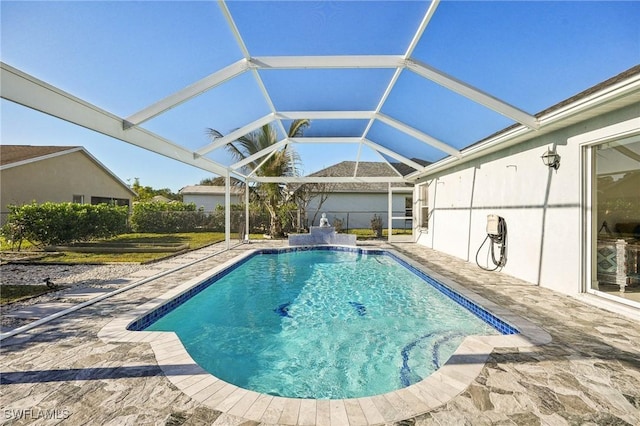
[288,119,310,138]
[206,128,224,140]
[207,120,309,236]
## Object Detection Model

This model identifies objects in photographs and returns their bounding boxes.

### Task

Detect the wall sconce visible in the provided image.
[541,149,560,170]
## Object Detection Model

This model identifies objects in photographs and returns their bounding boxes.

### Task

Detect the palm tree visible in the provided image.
[207,119,310,237]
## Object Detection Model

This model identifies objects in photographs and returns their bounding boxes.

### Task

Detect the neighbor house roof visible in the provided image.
[150,195,175,203]
[307,161,413,193]
[180,185,243,195]
[0,145,80,168]
[0,144,136,196]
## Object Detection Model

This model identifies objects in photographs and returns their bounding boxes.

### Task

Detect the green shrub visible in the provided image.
[1,202,128,247]
[130,201,203,233]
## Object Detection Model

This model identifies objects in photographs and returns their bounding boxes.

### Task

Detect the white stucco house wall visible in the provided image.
[0,145,136,224]
[303,161,415,230]
[179,185,243,211]
[411,65,640,316]
[179,162,416,231]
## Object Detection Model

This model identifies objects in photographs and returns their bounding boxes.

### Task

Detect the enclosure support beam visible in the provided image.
[376,113,461,158]
[362,0,440,142]
[218,0,289,158]
[249,55,404,69]
[0,62,233,177]
[245,180,250,242]
[362,139,428,172]
[195,113,275,156]
[230,139,288,171]
[225,173,231,249]
[288,137,362,144]
[276,111,375,120]
[387,183,393,243]
[406,58,540,130]
[252,176,407,183]
[124,59,249,128]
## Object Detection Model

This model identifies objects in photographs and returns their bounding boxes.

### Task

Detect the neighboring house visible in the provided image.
[303,161,417,230]
[179,162,419,231]
[413,65,640,312]
[179,185,244,211]
[0,145,136,222]
[150,195,174,203]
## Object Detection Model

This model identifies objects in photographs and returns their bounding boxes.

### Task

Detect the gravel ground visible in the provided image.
[1,263,144,288]
[1,263,145,330]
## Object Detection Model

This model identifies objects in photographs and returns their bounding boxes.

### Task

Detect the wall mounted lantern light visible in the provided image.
[541,149,561,170]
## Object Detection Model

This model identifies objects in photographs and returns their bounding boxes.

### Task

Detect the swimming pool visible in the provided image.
[128,247,518,399]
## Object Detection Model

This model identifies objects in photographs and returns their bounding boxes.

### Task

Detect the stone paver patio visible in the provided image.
[1,240,639,425]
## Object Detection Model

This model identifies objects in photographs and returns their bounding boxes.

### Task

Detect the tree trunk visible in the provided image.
[269,213,283,237]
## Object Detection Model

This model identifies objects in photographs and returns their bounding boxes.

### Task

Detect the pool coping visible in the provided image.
[98,246,552,425]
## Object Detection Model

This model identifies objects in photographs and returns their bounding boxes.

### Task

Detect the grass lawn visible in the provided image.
[346,228,412,238]
[0,232,267,264]
[1,232,267,304]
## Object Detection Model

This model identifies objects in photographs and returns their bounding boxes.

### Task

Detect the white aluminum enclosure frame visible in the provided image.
[388,184,416,243]
[118,0,541,182]
[1,0,544,184]
[2,0,570,247]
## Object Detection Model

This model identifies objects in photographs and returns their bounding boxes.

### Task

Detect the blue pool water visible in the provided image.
[139,248,515,399]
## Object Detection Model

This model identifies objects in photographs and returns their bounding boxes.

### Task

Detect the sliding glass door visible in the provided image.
[590,135,640,306]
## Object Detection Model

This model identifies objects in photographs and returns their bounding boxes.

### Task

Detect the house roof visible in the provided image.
[180,185,243,195]
[0,145,79,167]
[408,65,640,180]
[307,161,412,193]
[150,195,175,203]
[0,144,136,196]
[467,64,640,153]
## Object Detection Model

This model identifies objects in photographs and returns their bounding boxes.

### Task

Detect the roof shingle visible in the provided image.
[307,161,414,192]
[0,145,78,166]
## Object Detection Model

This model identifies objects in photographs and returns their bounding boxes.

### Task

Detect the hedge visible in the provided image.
[1,202,129,247]
[129,201,204,233]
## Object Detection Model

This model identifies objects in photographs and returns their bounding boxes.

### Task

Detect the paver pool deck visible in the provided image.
[1,240,639,425]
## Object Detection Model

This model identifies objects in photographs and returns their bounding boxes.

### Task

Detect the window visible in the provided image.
[91,196,130,207]
[419,184,429,229]
[404,196,413,218]
[72,194,84,204]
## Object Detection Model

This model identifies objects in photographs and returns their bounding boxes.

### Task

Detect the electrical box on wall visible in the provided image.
[477,214,507,271]
[486,214,500,236]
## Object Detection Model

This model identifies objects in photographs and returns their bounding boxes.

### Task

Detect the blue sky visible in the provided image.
[1,1,638,192]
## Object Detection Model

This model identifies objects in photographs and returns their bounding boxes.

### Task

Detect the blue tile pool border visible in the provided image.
[382,251,519,335]
[128,246,519,335]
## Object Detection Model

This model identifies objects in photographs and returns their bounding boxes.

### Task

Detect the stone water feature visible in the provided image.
[288,213,357,246]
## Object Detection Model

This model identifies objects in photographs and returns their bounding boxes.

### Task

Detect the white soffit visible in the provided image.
[406,73,640,181]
